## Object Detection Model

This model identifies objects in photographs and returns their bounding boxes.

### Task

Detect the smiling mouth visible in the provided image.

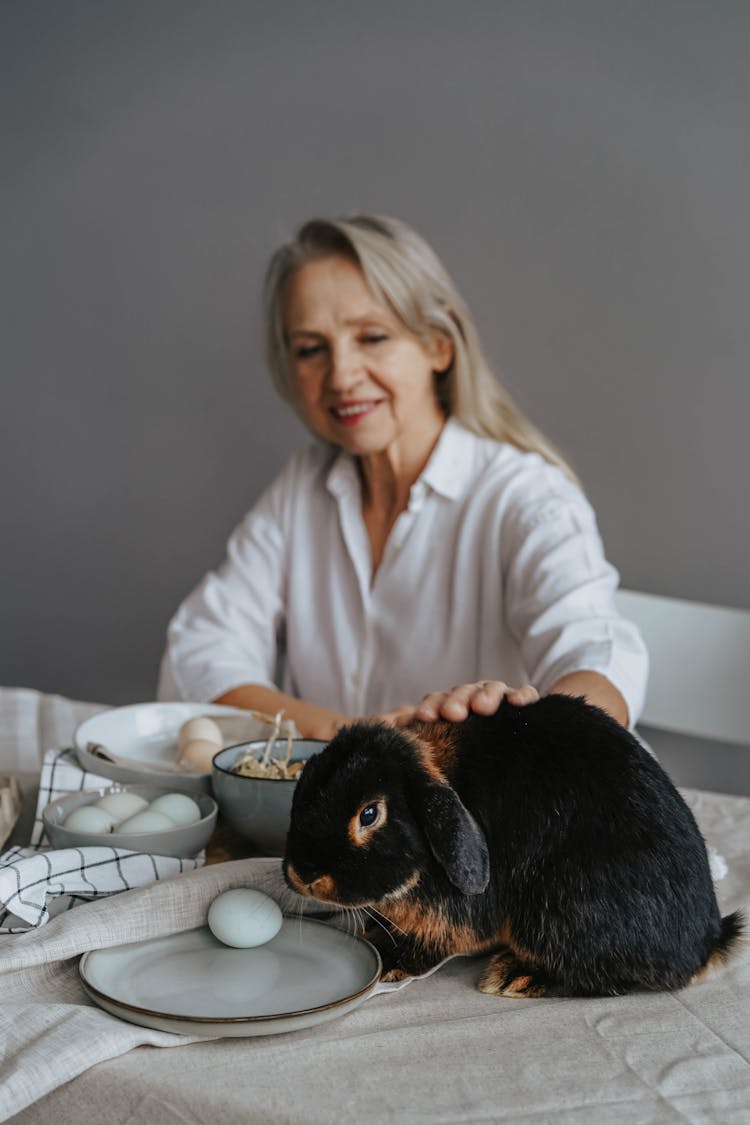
[329,401,381,423]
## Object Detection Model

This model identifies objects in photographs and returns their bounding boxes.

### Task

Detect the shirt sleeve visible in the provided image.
[501,465,649,726]
[157,473,291,704]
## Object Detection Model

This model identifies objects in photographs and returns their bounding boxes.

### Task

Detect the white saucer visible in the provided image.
[79,917,382,1037]
[74,702,270,793]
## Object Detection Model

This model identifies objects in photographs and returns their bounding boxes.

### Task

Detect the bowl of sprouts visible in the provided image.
[211,720,327,856]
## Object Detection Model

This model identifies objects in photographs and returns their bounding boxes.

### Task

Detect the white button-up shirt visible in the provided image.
[158,419,648,724]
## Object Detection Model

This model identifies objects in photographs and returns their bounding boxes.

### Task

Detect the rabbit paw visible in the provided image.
[478,949,556,998]
[380,966,413,983]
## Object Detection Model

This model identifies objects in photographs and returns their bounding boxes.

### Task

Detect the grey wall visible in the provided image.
[2,2,749,786]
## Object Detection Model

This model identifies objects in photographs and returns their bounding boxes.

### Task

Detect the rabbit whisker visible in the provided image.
[338,907,355,936]
[362,906,401,945]
[372,906,409,938]
[331,905,357,937]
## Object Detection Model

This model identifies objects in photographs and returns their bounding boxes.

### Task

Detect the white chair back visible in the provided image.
[615,589,750,746]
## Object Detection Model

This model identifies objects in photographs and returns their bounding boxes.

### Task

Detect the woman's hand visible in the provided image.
[376,681,539,727]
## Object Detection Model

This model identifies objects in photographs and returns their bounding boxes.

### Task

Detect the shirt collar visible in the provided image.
[419,417,477,500]
[325,417,478,502]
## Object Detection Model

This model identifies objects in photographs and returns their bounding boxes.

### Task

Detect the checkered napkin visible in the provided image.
[0,747,203,932]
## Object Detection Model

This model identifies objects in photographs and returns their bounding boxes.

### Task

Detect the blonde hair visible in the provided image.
[263,213,576,479]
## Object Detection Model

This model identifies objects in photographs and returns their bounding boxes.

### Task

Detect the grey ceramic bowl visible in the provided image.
[211,739,327,856]
[42,785,218,859]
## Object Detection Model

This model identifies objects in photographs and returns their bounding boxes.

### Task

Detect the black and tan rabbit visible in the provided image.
[283,694,743,996]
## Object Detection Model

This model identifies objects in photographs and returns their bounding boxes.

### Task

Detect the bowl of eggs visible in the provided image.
[42,785,218,858]
[212,738,327,856]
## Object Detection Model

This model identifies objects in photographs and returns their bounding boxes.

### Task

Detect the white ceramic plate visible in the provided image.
[74,703,269,793]
[80,917,382,1037]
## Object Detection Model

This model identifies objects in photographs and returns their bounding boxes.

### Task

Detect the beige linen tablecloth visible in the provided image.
[1,688,750,1124]
[0,857,331,1120]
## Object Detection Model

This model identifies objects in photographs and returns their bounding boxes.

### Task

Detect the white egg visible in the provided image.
[63,805,116,834]
[178,738,220,773]
[95,792,149,823]
[148,792,202,826]
[207,888,284,949]
[178,716,223,752]
[116,809,176,834]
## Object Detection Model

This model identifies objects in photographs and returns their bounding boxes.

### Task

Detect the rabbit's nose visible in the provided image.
[285,861,335,899]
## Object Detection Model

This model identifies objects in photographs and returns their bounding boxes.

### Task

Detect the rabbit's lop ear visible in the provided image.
[418,783,490,894]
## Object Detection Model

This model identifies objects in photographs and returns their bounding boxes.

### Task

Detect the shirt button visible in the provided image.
[351,671,361,686]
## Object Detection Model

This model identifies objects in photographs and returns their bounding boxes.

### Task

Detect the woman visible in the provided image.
[158,214,647,738]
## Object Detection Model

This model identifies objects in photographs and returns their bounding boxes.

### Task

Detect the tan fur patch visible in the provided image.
[500,974,544,998]
[399,730,446,784]
[689,944,733,985]
[310,874,336,901]
[376,900,508,959]
[285,866,338,904]
[402,721,461,780]
[380,967,412,983]
[495,916,513,947]
[477,933,549,997]
[284,864,308,895]
[477,951,546,997]
[381,870,421,902]
[418,721,461,775]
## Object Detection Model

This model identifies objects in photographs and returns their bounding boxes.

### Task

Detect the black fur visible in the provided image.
[283,695,744,996]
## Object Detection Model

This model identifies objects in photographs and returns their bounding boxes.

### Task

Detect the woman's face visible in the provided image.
[283,256,452,465]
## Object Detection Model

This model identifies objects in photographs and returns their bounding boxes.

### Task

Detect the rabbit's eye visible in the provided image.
[351,798,387,844]
[359,804,378,827]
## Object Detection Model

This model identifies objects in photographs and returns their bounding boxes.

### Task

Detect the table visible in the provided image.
[2,688,749,1124]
